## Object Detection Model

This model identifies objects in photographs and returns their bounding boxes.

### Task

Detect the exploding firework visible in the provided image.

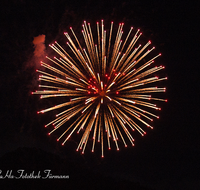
[33,20,167,157]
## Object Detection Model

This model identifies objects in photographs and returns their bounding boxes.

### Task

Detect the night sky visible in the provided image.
[0,0,199,189]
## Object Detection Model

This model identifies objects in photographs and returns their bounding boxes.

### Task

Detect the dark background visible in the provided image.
[0,0,199,189]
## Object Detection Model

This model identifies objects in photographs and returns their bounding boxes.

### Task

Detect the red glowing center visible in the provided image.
[99,90,106,96]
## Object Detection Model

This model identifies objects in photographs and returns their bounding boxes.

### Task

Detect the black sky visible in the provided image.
[0,0,200,189]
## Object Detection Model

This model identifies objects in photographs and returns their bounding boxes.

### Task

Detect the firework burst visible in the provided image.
[33,20,167,157]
